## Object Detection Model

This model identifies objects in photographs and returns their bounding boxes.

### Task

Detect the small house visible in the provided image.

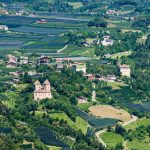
[38,55,50,64]
[77,96,88,104]
[0,25,8,31]
[75,63,86,74]
[20,56,28,64]
[119,64,131,77]
[56,64,64,72]
[105,75,116,82]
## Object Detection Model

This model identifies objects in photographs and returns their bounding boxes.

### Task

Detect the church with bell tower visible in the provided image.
[34,79,52,100]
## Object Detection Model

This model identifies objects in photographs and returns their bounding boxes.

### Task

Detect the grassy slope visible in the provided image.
[62,44,95,57]
[100,132,124,148]
[127,140,150,150]
[125,117,150,130]
[68,2,83,9]
[78,103,93,112]
[49,112,89,134]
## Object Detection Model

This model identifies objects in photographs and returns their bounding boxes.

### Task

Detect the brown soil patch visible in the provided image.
[89,105,132,122]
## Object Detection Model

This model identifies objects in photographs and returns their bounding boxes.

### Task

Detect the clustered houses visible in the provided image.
[4,52,131,102]
[34,79,52,100]
[84,73,117,82]
[0,25,8,31]
[106,10,119,16]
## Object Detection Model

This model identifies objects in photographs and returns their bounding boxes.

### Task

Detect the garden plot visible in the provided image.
[89,105,132,122]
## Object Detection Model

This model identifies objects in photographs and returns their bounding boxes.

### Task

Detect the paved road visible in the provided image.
[95,129,107,147]
[95,115,138,147]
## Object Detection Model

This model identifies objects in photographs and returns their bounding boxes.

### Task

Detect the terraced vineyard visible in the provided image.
[35,127,70,149]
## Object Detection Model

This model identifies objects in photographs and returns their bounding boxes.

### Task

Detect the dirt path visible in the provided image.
[57,44,68,53]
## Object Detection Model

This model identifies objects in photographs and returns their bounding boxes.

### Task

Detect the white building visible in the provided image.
[20,56,28,64]
[119,64,131,77]
[101,36,114,46]
[75,63,86,74]
[0,25,8,31]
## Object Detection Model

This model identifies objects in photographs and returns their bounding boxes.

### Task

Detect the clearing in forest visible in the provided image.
[89,105,132,122]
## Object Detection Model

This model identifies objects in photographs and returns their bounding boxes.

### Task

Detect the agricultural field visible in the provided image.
[62,44,95,57]
[0,0,150,149]
[76,108,117,131]
[1,92,19,109]
[89,105,132,122]
[78,102,93,112]
[68,2,83,9]
[109,85,141,107]
[106,81,127,90]
[48,112,89,134]
[100,132,124,148]
[127,140,150,150]
[35,127,70,148]
[110,51,132,59]
[100,132,150,150]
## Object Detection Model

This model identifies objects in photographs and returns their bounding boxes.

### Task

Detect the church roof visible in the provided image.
[43,79,50,85]
[34,80,41,85]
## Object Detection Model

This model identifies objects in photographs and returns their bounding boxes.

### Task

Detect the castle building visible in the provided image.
[119,64,131,77]
[34,79,52,100]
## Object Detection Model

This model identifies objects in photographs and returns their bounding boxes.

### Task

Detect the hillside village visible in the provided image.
[0,0,150,150]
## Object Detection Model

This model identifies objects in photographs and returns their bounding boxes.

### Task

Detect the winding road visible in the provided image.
[95,115,138,147]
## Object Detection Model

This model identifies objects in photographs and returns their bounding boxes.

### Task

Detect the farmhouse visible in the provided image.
[0,25,8,31]
[38,55,50,64]
[6,55,17,68]
[0,10,8,14]
[20,56,28,64]
[36,19,47,24]
[101,36,114,46]
[34,79,52,100]
[77,96,88,104]
[105,75,116,82]
[95,74,104,81]
[119,64,131,77]
[56,64,64,72]
[84,74,95,81]
[13,77,20,84]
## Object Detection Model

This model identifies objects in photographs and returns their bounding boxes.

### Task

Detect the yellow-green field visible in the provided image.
[125,117,150,130]
[68,2,83,9]
[127,140,150,150]
[49,112,89,134]
[100,132,124,148]
[110,51,132,59]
